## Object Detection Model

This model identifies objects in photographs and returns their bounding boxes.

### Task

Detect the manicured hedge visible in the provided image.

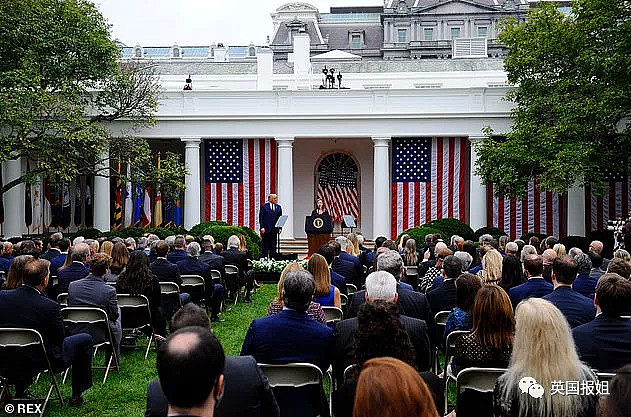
[189,222,261,259]
[423,218,475,242]
[396,226,442,248]
[473,226,507,241]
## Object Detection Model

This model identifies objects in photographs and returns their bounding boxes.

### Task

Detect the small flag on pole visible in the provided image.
[154,153,163,227]
[61,183,71,230]
[124,162,133,228]
[44,179,52,228]
[134,183,143,226]
[174,192,182,227]
[142,185,152,227]
[112,160,123,231]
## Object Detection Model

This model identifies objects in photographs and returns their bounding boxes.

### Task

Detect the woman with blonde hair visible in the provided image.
[346,233,361,257]
[614,249,631,263]
[493,298,598,417]
[308,253,341,308]
[481,249,503,284]
[402,238,419,267]
[100,240,114,257]
[267,262,326,324]
[354,357,440,417]
[398,233,410,252]
[553,243,567,257]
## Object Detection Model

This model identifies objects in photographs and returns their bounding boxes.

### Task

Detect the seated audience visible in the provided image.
[353,357,440,417]
[587,251,605,282]
[504,241,518,257]
[109,241,129,278]
[177,242,225,323]
[0,258,93,405]
[598,363,631,417]
[100,240,114,257]
[452,285,514,374]
[309,253,341,308]
[542,256,596,328]
[267,263,326,324]
[443,273,482,346]
[117,251,167,337]
[57,243,90,294]
[509,254,553,307]
[199,238,225,279]
[614,249,631,263]
[241,270,333,417]
[480,249,503,284]
[427,255,462,315]
[542,249,557,283]
[606,257,631,279]
[41,232,63,261]
[500,253,523,292]
[420,247,452,293]
[589,240,609,270]
[573,252,598,298]
[364,236,386,267]
[553,243,567,257]
[334,271,431,386]
[573,273,631,372]
[402,238,420,267]
[50,238,71,276]
[68,253,122,363]
[150,240,190,309]
[156,326,225,417]
[2,254,34,290]
[222,235,252,301]
[166,236,188,264]
[317,244,347,295]
[0,242,12,273]
[493,298,598,417]
[454,251,473,272]
[346,233,362,257]
[145,304,280,417]
[331,239,361,287]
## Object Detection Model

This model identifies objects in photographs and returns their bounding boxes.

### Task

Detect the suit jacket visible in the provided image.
[259,202,282,233]
[57,261,89,294]
[49,253,68,276]
[176,257,211,280]
[573,273,599,299]
[222,249,248,279]
[330,269,347,295]
[364,250,377,268]
[68,274,120,343]
[145,355,280,417]
[542,286,596,328]
[332,257,360,286]
[241,309,333,417]
[509,277,553,307]
[333,313,431,384]
[166,249,187,264]
[41,248,61,261]
[150,258,182,286]
[427,279,457,317]
[199,251,225,279]
[339,252,363,279]
[347,288,434,331]
[0,286,67,370]
[573,315,631,372]
[542,264,553,284]
[0,257,11,273]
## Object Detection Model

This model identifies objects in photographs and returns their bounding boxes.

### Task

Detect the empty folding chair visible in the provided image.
[345,283,357,295]
[443,330,471,414]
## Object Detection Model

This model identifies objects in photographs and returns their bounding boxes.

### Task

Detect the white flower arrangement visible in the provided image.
[252,259,308,273]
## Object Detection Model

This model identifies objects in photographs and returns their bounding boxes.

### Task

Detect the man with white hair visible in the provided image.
[124,237,136,251]
[336,236,363,275]
[72,236,85,247]
[454,251,473,271]
[177,242,225,322]
[542,248,557,283]
[333,271,431,384]
[448,235,464,252]
[222,235,251,302]
[505,242,519,257]
[589,240,610,270]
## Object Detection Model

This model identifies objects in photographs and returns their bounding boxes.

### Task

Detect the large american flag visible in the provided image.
[487,181,567,239]
[586,166,629,231]
[391,137,468,238]
[316,164,359,223]
[204,139,277,229]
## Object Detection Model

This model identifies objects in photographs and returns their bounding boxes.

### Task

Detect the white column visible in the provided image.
[372,137,391,239]
[275,137,294,239]
[2,158,26,238]
[93,150,110,232]
[182,137,202,230]
[469,136,487,231]
[567,183,586,237]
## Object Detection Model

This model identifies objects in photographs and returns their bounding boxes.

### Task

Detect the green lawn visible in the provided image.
[23,285,276,417]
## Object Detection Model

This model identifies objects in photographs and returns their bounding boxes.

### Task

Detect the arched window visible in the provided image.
[173,47,180,58]
[248,47,256,57]
[316,153,360,222]
[134,47,142,58]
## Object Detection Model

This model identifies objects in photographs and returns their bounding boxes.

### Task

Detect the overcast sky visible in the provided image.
[95,0,382,47]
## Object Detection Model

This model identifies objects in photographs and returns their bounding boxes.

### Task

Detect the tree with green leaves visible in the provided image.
[476,0,631,198]
[0,0,186,198]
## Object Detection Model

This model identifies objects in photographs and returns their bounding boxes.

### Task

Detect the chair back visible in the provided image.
[346,283,357,294]
[180,275,206,304]
[340,293,348,307]
[597,372,615,385]
[343,364,358,382]
[434,310,451,325]
[225,265,239,275]
[57,293,69,307]
[322,306,343,325]
[445,330,470,370]
[224,265,240,294]
[247,259,253,270]
[61,307,111,346]
[258,363,323,388]
[117,294,152,332]
[210,269,222,284]
[159,282,182,320]
[455,367,505,414]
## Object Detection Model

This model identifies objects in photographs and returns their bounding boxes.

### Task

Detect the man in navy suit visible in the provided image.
[49,238,71,276]
[0,242,12,273]
[166,236,188,264]
[573,273,631,372]
[318,244,347,295]
[363,236,387,268]
[336,236,364,282]
[509,254,553,307]
[330,240,361,287]
[199,239,225,279]
[241,270,333,417]
[542,256,596,328]
[41,232,63,261]
[151,241,190,317]
[259,194,282,258]
[0,258,93,405]
[58,243,90,294]
[177,242,225,322]
[426,255,461,315]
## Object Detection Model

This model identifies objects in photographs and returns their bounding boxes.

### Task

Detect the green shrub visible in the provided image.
[396,226,442,249]
[189,221,228,235]
[423,218,474,242]
[473,227,507,241]
[189,223,261,259]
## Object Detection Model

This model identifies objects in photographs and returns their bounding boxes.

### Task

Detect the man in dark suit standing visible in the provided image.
[57,243,90,294]
[509,254,553,307]
[68,253,122,363]
[426,255,461,315]
[542,256,596,328]
[259,194,282,259]
[0,258,93,405]
[334,271,431,385]
[573,273,631,372]
[242,270,333,417]
[145,304,279,417]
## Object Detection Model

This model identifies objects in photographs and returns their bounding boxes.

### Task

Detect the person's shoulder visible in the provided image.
[400,314,427,331]
[336,317,358,333]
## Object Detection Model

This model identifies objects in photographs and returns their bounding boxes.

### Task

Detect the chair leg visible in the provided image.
[444,376,451,415]
[62,368,69,385]
[34,372,41,384]
[51,373,64,406]
[103,354,113,384]
[144,333,154,360]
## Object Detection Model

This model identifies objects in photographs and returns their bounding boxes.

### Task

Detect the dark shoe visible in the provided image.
[69,397,85,407]
[243,298,252,304]
[211,317,225,323]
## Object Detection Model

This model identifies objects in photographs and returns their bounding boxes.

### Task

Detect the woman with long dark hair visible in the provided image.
[500,254,524,292]
[116,251,166,336]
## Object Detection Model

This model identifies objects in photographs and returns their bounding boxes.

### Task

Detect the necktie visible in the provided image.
[271,203,274,212]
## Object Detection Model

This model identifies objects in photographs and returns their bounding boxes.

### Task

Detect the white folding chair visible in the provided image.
[61,307,120,383]
[117,294,156,359]
[56,293,69,308]
[346,283,357,294]
[180,275,206,306]
[0,328,65,415]
[340,293,348,307]
[322,306,343,325]
[443,330,470,414]
[343,364,358,382]
[433,310,451,373]
[455,367,506,414]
